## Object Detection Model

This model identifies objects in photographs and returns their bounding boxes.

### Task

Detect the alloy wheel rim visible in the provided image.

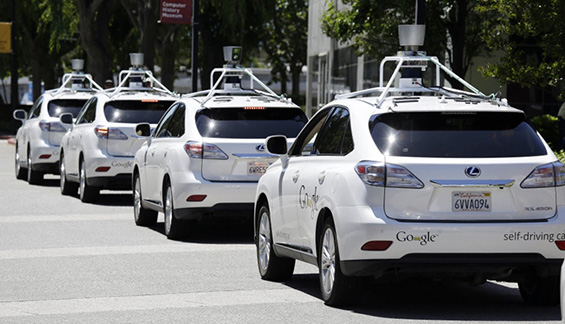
[79,161,85,197]
[27,155,32,180]
[258,211,271,272]
[60,158,66,190]
[164,186,172,234]
[134,177,141,222]
[15,148,20,175]
[321,228,336,295]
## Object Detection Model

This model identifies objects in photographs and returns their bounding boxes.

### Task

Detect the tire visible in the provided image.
[15,144,26,180]
[79,159,99,203]
[27,149,43,185]
[256,205,295,282]
[59,152,78,196]
[133,173,157,226]
[318,218,361,307]
[163,181,186,240]
[519,274,560,306]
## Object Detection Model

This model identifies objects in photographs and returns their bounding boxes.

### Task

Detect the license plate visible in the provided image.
[247,161,270,175]
[452,192,491,212]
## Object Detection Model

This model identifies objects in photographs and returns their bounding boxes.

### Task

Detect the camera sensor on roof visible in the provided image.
[223,46,242,64]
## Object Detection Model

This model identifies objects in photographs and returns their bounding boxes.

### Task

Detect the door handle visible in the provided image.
[292,171,300,183]
[318,172,326,185]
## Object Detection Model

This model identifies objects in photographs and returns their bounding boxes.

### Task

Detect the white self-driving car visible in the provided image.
[59,54,177,202]
[13,60,102,184]
[255,26,565,307]
[132,47,308,240]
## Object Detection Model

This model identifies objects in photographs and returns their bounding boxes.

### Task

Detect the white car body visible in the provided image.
[133,65,308,239]
[59,67,178,202]
[13,72,101,184]
[255,50,565,307]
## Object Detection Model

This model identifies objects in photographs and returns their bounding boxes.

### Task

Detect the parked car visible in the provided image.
[13,59,102,184]
[132,47,308,240]
[59,54,178,202]
[254,29,565,307]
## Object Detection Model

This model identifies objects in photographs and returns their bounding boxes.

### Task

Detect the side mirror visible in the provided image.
[265,135,288,155]
[135,123,151,137]
[60,113,73,124]
[13,109,27,122]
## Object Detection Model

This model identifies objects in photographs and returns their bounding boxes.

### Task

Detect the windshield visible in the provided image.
[370,112,547,158]
[196,107,308,138]
[104,100,175,123]
[48,99,88,118]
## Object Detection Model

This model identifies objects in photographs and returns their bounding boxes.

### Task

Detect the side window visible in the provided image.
[167,103,186,137]
[289,108,332,156]
[315,107,353,155]
[76,97,97,124]
[153,104,177,138]
[28,97,44,119]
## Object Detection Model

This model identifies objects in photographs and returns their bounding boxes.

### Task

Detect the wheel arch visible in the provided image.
[315,207,334,259]
[254,193,269,241]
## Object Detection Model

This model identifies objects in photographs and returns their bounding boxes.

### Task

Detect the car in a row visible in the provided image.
[253,29,565,308]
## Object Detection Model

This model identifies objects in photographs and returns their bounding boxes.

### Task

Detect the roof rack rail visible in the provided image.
[50,59,104,95]
[335,51,497,108]
[107,53,175,97]
[184,66,289,107]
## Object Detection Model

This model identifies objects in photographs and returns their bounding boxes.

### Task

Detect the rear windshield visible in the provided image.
[196,107,308,138]
[370,112,547,158]
[48,99,88,118]
[104,100,174,123]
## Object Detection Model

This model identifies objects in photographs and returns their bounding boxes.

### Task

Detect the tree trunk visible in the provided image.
[138,0,159,71]
[160,27,179,90]
[76,0,115,85]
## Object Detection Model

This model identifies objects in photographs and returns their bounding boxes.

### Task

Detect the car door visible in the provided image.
[275,108,332,251]
[144,103,185,203]
[295,107,354,251]
[67,97,97,176]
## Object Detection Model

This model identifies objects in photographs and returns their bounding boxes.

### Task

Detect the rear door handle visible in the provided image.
[292,171,300,183]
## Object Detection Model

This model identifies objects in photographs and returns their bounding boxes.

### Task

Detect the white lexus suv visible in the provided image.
[255,26,565,307]
[13,59,102,184]
[59,54,178,202]
[132,47,308,240]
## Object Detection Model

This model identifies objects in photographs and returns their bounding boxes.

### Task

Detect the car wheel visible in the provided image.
[15,144,26,180]
[79,159,99,203]
[318,218,360,307]
[519,274,559,306]
[27,149,43,185]
[163,181,186,240]
[256,205,295,282]
[133,173,157,226]
[60,152,78,196]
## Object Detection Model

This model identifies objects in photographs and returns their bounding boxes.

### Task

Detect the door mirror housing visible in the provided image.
[13,109,27,122]
[59,113,73,125]
[135,123,151,137]
[265,135,288,155]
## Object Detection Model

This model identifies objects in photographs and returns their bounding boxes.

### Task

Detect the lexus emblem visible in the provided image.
[465,166,481,178]
[256,144,265,152]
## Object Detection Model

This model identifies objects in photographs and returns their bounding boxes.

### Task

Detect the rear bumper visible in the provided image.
[334,205,565,278]
[341,253,562,280]
[175,203,254,222]
[88,173,132,190]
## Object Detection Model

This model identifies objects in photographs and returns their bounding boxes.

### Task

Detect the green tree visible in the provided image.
[476,0,565,98]
[261,0,308,103]
[321,0,486,89]
[198,0,273,89]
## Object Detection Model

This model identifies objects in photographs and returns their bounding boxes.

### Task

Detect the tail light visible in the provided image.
[94,126,128,140]
[184,141,228,160]
[39,120,67,132]
[355,161,423,188]
[521,162,565,188]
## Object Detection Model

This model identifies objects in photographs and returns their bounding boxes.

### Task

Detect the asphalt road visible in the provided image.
[0,139,561,323]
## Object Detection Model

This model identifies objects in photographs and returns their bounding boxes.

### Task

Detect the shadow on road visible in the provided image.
[284,275,561,321]
[146,221,254,245]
